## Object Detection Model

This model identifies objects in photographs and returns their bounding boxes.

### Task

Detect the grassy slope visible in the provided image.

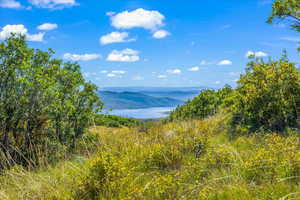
[1,114,300,200]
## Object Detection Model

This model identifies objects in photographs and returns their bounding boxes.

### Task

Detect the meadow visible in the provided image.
[1,113,300,200]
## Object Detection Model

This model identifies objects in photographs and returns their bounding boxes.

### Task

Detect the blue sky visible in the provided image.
[1,0,300,88]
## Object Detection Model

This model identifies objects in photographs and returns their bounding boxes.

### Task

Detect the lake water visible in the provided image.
[103,107,175,119]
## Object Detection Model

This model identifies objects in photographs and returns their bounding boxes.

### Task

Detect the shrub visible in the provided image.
[76,152,126,199]
[141,144,183,170]
[167,86,233,122]
[230,57,300,133]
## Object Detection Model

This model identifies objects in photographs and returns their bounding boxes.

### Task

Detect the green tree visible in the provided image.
[268,0,300,49]
[268,0,300,30]
[0,35,102,167]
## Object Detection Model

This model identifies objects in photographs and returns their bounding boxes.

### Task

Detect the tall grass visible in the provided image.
[1,114,300,199]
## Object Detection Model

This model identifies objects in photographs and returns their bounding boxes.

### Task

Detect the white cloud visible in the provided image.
[110,8,165,31]
[217,60,232,66]
[152,29,170,39]
[0,0,21,8]
[188,66,199,71]
[107,48,139,62]
[63,53,101,61]
[100,70,108,74]
[255,51,268,57]
[167,69,181,74]
[200,60,213,65]
[107,73,116,78]
[100,32,135,45]
[28,0,77,9]
[26,32,45,41]
[157,74,167,79]
[132,75,144,80]
[111,70,127,74]
[37,23,58,31]
[245,51,268,58]
[106,11,115,16]
[0,24,44,42]
[215,81,221,84]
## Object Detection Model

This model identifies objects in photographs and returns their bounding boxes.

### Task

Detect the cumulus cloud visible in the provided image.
[63,53,101,61]
[0,24,44,42]
[152,29,170,39]
[188,66,199,71]
[245,51,268,58]
[217,60,232,66]
[37,23,58,31]
[0,0,21,8]
[106,48,139,62]
[166,69,181,74]
[28,0,77,9]
[110,8,165,31]
[100,32,135,45]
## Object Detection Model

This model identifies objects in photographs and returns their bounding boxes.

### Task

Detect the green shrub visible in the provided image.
[94,114,141,128]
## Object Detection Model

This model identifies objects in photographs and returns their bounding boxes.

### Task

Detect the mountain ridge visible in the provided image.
[99,91,183,109]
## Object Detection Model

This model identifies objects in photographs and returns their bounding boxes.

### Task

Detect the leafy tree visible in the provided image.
[0,35,102,167]
[268,0,300,30]
[268,0,300,50]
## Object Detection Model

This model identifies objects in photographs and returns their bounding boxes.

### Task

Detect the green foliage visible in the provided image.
[230,57,300,133]
[94,114,141,128]
[268,0,300,30]
[268,0,300,50]
[167,86,233,122]
[0,35,102,168]
[1,116,300,199]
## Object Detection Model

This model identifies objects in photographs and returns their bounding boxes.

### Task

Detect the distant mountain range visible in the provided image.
[99,87,208,110]
[99,91,183,109]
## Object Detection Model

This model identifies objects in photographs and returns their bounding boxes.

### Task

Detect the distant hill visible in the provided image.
[140,90,200,101]
[101,86,209,93]
[99,91,183,109]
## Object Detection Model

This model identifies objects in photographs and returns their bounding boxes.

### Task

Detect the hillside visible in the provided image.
[1,115,300,199]
[99,91,183,109]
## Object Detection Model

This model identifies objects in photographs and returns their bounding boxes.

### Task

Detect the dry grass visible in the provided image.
[1,114,300,199]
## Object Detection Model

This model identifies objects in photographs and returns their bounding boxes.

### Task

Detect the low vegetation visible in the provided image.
[1,115,300,199]
[94,114,142,128]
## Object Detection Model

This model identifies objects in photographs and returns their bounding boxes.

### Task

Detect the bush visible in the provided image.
[0,36,102,168]
[94,114,141,128]
[230,57,300,133]
[167,86,233,122]
[76,152,126,199]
